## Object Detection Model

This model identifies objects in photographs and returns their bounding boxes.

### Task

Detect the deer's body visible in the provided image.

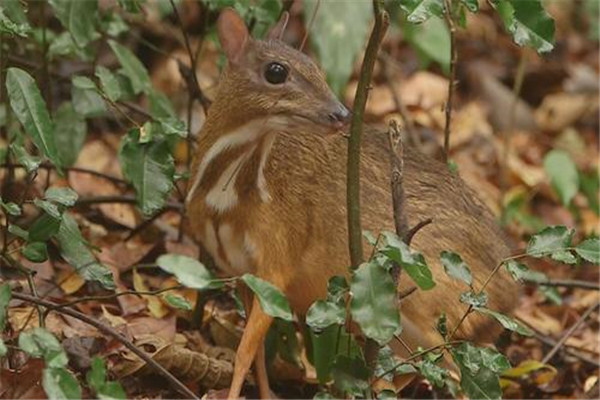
[186,9,518,398]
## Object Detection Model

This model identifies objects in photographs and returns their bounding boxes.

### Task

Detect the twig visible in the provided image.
[75,195,183,212]
[347,0,389,269]
[169,0,211,110]
[300,0,321,51]
[1,254,45,328]
[381,56,420,148]
[404,218,433,246]
[442,0,457,163]
[525,278,600,291]
[0,163,130,187]
[542,301,600,364]
[51,286,182,310]
[387,120,409,241]
[11,292,200,399]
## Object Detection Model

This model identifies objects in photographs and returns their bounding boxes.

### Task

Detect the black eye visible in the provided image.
[264,62,288,84]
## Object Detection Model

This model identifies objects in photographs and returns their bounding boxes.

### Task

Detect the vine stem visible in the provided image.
[11,292,200,399]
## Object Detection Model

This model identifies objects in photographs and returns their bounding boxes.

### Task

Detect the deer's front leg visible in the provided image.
[228,296,273,399]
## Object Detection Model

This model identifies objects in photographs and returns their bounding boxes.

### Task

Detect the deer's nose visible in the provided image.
[327,103,352,126]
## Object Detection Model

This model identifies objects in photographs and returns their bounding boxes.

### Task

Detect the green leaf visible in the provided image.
[416,359,449,388]
[326,275,348,303]
[350,261,400,345]
[87,357,126,400]
[460,291,488,307]
[526,225,574,260]
[331,355,370,397]
[0,284,11,330]
[19,328,68,368]
[403,16,450,72]
[10,143,41,172]
[504,260,548,283]
[8,224,29,240]
[22,241,49,263]
[539,285,563,305]
[306,300,345,330]
[309,324,362,383]
[48,31,93,61]
[6,68,59,165]
[71,76,106,118]
[240,274,293,321]
[148,89,177,119]
[56,213,115,290]
[0,199,21,216]
[164,294,193,311]
[265,319,302,368]
[579,170,599,215]
[475,307,533,336]
[119,129,174,216]
[156,254,222,290]
[461,0,478,12]
[34,199,62,219]
[575,237,600,264]
[303,0,372,96]
[29,213,61,242]
[95,66,123,102]
[0,0,31,37]
[108,40,151,95]
[42,368,82,400]
[440,251,473,286]
[45,187,78,207]
[49,0,98,47]
[451,342,508,400]
[380,231,436,290]
[496,0,555,53]
[53,102,87,167]
[400,0,444,23]
[0,339,6,357]
[543,150,579,206]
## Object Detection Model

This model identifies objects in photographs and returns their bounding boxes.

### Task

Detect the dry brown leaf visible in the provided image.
[133,268,169,319]
[101,305,127,327]
[535,93,597,131]
[111,334,232,389]
[56,266,85,295]
[127,315,177,341]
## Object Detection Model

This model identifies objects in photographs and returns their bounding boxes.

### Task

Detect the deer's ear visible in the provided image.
[217,8,249,63]
[267,11,289,40]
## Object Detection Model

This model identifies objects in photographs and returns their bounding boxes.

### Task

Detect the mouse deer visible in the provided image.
[186,8,518,399]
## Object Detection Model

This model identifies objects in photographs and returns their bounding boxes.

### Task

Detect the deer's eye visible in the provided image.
[264,62,288,84]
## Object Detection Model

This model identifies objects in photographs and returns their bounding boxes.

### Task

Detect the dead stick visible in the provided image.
[442,0,457,163]
[542,301,600,364]
[12,292,200,399]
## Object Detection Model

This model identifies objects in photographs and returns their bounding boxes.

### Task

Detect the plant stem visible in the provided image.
[442,0,457,163]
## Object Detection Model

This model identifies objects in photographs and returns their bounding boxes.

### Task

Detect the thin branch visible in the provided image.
[0,163,130,187]
[74,195,183,212]
[51,286,182,310]
[347,0,390,269]
[380,55,420,148]
[11,292,200,399]
[442,0,457,163]
[525,278,600,291]
[387,119,409,241]
[542,301,600,364]
[300,0,321,51]
[404,218,433,246]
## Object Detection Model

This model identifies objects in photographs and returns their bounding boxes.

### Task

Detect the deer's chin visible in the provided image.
[290,113,347,131]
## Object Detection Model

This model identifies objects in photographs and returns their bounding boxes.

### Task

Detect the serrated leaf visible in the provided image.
[56,213,115,290]
[108,40,151,95]
[6,68,59,165]
[380,231,435,290]
[400,0,444,23]
[22,241,49,263]
[304,0,372,96]
[350,261,400,344]
[42,368,82,400]
[543,150,579,206]
[440,251,473,286]
[95,66,123,102]
[475,307,532,336]
[306,300,345,330]
[0,284,11,330]
[496,0,555,53]
[19,328,68,368]
[49,0,98,47]
[331,355,370,397]
[241,274,293,321]
[156,254,222,290]
[526,226,573,258]
[119,129,174,216]
[45,187,78,207]
[0,0,31,37]
[575,238,600,264]
[10,143,41,172]
[460,291,488,307]
[53,102,87,167]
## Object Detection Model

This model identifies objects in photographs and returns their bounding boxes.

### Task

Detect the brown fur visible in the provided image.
[186,10,519,397]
